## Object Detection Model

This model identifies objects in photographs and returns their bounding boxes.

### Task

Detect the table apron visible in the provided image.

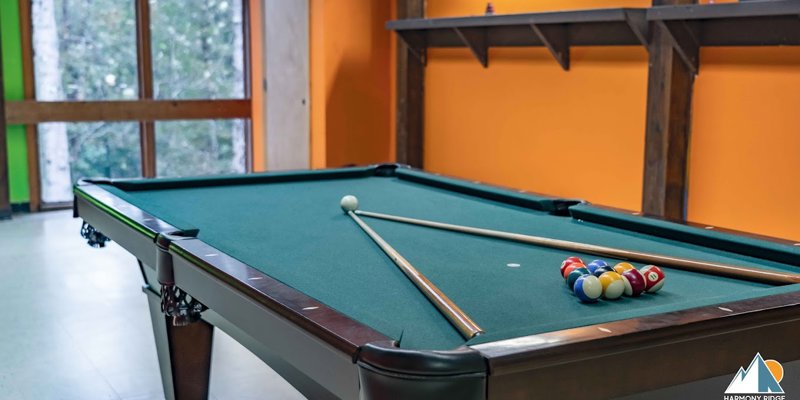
[170,254,361,400]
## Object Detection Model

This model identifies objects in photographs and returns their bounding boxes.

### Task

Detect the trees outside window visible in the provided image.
[31,0,248,204]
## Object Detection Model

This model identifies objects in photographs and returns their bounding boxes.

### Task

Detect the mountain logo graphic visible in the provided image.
[725,353,784,394]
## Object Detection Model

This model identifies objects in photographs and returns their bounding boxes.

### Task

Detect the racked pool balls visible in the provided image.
[613,262,636,275]
[598,271,625,300]
[566,267,591,289]
[621,269,646,297]
[641,265,666,293]
[573,275,603,303]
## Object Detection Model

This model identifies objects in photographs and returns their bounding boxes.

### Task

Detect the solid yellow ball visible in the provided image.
[599,271,625,300]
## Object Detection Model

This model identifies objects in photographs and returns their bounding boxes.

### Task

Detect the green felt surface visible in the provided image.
[98,172,800,350]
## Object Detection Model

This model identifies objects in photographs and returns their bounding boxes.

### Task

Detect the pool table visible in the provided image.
[73,164,800,400]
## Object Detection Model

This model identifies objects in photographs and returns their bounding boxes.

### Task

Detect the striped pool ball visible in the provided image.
[573,275,603,303]
[641,265,666,293]
[613,262,636,275]
[586,259,609,273]
[599,271,625,300]
[621,269,647,297]
[566,267,591,289]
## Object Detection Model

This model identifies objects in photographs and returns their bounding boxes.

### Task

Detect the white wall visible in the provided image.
[262,0,310,170]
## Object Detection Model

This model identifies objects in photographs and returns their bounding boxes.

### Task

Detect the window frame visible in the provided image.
[10,0,255,210]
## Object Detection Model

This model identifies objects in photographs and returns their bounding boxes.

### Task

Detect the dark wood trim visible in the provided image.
[0,36,9,218]
[5,99,252,124]
[641,0,696,220]
[453,28,488,68]
[657,20,700,74]
[388,3,800,51]
[480,293,800,398]
[136,0,156,178]
[529,23,570,71]
[395,0,425,168]
[586,202,800,246]
[166,316,214,400]
[623,9,651,47]
[19,0,40,212]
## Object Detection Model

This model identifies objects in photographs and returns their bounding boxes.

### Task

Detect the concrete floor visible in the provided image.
[0,210,304,400]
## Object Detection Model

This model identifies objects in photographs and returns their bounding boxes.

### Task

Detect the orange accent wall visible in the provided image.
[688,48,800,241]
[309,0,393,169]
[425,0,650,211]
[423,1,800,240]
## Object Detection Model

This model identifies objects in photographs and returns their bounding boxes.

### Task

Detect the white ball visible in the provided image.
[340,195,359,212]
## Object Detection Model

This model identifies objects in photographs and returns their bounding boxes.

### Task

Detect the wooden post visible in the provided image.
[18,0,40,212]
[136,0,157,178]
[395,0,425,168]
[642,0,697,220]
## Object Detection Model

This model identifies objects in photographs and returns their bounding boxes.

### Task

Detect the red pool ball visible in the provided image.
[560,257,584,276]
[621,269,646,297]
[640,265,666,293]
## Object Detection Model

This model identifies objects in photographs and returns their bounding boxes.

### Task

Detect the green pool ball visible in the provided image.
[567,267,591,289]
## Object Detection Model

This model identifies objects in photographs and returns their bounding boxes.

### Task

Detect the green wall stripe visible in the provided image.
[1,0,30,203]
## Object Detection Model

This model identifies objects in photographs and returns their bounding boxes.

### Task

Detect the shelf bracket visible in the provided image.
[624,10,650,50]
[453,27,489,68]
[530,23,570,71]
[396,30,428,66]
[658,20,700,75]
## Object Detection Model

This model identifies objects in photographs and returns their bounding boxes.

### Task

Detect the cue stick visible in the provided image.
[354,210,800,286]
[344,209,484,339]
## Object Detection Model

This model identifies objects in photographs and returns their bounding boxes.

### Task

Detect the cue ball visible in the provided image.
[340,195,359,212]
[641,265,666,293]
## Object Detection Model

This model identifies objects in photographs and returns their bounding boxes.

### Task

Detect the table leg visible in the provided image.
[146,286,214,400]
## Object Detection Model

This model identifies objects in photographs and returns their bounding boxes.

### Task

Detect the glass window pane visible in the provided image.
[32,0,138,100]
[38,123,141,203]
[151,0,246,99]
[155,120,246,177]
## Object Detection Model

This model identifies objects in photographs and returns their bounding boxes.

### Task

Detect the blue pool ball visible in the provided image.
[573,275,603,303]
[566,267,590,289]
[592,266,614,277]
[587,260,609,274]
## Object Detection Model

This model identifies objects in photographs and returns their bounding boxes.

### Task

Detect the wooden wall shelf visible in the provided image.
[386,8,648,70]
[387,1,800,71]
[648,1,800,74]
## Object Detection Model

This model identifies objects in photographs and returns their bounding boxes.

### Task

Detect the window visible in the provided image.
[151,0,245,100]
[155,119,246,177]
[28,0,251,205]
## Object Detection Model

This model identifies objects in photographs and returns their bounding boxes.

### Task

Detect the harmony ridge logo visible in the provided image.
[724,353,785,400]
